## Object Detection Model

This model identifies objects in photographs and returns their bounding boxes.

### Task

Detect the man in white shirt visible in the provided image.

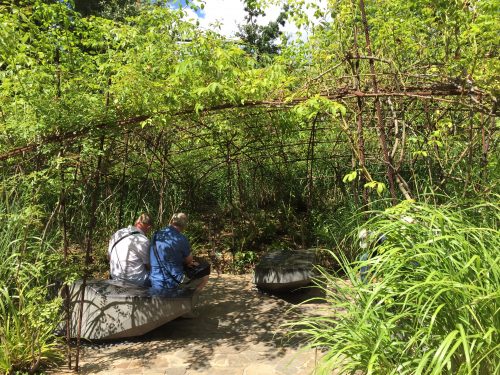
[108,213,152,287]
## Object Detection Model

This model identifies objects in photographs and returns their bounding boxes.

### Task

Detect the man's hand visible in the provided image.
[185,254,195,267]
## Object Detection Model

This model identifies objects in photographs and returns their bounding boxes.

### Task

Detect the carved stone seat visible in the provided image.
[66,279,195,341]
[253,249,318,292]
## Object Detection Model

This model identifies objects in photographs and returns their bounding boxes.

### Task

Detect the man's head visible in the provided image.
[170,212,188,231]
[135,213,152,234]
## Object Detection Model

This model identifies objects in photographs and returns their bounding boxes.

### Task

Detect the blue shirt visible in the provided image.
[149,226,190,289]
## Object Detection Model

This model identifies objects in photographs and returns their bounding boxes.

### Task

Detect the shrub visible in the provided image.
[0,189,67,374]
[293,200,500,374]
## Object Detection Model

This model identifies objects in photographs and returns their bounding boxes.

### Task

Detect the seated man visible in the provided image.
[108,213,152,287]
[149,212,209,292]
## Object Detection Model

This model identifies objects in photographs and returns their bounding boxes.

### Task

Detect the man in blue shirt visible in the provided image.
[149,213,208,292]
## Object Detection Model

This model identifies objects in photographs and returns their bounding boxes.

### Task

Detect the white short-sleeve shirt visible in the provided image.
[108,225,150,286]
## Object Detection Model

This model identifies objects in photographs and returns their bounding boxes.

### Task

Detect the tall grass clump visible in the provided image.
[0,186,67,374]
[294,200,499,374]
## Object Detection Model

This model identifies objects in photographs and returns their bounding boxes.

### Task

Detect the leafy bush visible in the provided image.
[0,284,63,374]
[294,200,500,374]
[0,189,67,374]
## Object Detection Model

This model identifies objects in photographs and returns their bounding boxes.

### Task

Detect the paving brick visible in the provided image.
[243,364,277,375]
[164,367,186,375]
[53,274,328,375]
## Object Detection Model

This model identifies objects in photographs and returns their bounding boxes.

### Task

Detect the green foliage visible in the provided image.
[292,201,500,374]
[236,0,289,59]
[233,250,258,273]
[0,285,63,374]
[0,187,69,374]
[72,0,140,20]
[364,181,386,195]
[293,95,346,121]
[310,201,361,252]
[0,0,498,372]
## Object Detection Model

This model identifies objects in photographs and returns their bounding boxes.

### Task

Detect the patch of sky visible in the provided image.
[167,0,205,18]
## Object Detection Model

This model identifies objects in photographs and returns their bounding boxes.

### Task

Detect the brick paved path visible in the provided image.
[53,274,327,375]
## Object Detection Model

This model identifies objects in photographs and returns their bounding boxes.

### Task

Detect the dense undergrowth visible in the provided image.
[0,188,72,374]
[293,200,500,374]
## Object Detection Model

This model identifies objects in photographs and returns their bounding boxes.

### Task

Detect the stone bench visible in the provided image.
[253,249,318,292]
[66,279,196,341]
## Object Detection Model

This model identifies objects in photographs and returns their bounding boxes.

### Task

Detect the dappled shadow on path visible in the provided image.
[78,274,326,374]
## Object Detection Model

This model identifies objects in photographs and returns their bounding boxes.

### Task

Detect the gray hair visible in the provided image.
[170,212,188,228]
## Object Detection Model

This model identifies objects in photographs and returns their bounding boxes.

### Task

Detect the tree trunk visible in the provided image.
[306,114,318,212]
[352,24,369,207]
[358,0,397,204]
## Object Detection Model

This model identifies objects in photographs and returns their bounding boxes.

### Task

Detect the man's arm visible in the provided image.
[182,237,197,267]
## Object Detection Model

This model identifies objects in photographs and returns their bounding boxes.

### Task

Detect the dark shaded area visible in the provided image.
[256,284,327,305]
[72,0,140,19]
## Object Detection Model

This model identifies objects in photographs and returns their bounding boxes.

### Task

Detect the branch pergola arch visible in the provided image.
[0,82,495,163]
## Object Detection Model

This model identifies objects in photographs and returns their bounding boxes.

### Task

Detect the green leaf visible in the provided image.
[194,102,204,114]
[376,182,386,195]
[342,171,357,183]
[413,150,428,158]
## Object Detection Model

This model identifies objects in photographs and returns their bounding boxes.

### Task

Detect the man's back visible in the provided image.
[108,225,150,286]
[150,226,190,289]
